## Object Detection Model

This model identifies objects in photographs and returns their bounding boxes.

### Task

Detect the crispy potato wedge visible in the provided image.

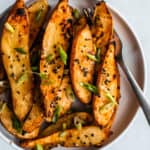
[40,0,73,121]
[70,24,96,104]
[1,0,33,121]
[22,103,44,133]
[21,126,107,148]
[28,0,50,48]
[93,43,120,127]
[40,112,93,137]
[0,103,39,139]
[92,1,113,48]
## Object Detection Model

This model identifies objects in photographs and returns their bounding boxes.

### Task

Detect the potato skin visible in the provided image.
[93,43,120,127]
[0,103,39,139]
[40,0,73,121]
[1,0,33,121]
[20,126,108,148]
[70,24,96,104]
[28,0,50,48]
[92,1,113,48]
[40,112,93,137]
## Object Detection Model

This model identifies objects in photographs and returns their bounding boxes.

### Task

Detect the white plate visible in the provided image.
[0,0,146,150]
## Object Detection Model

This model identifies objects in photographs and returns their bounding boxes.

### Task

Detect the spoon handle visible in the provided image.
[119,58,150,125]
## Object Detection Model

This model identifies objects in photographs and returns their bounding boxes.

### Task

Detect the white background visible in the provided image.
[0,0,150,150]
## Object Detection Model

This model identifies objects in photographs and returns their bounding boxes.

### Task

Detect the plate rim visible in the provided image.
[0,2,147,150]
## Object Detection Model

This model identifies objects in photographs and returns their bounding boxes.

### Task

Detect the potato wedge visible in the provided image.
[40,0,73,121]
[92,1,113,48]
[70,24,96,104]
[1,0,33,121]
[40,112,93,137]
[93,43,120,127]
[28,0,50,48]
[22,103,44,133]
[0,103,39,139]
[21,126,107,148]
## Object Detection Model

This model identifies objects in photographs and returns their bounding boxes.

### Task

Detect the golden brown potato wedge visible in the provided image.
[1,0,33,121]
[93,43,120,127]
[40,112,93,137]
[0,103,39,139]
[28,0,50,48]
[92,1,113,48]
[22,103,44,133]
[21,126,108,148]
[40,0,73,121]
[70,24,96,104]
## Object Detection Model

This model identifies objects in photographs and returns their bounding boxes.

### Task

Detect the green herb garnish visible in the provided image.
[99,102,114,114]
[73,9,80,19]
[5,22,15,33]
[14,48,26,54]
[62,123,67,130]
[59,131,66,137]
[58,45,68,65]
[66,87,75,102]
[106,92,117,106]
[52,106,62,123]
[46,54,54,63]
[39,73,48,80]
[35,9,43,22]
[16,73,28,84]
[96,48,101,63]
[11,116,22,133]
[87,53,99,62]
[79,82,98,95]
[35,144,43,150]
[31,66,38,72]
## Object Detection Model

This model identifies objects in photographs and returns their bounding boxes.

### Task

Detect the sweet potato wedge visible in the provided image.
[21,126,107,148]
[28,0,50,48]
[93,43,120,127]
[70,24,96,104]
[40,112,93,137]
[40,0,73,121]
[0,103,39,139]
[22,103,44,133]
[1,0,33,121]
[91,1,113,48]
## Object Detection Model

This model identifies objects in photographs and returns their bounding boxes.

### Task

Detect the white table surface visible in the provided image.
[0,0,150,150]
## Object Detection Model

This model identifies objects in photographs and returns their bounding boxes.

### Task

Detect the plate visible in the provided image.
[0,0,146,150]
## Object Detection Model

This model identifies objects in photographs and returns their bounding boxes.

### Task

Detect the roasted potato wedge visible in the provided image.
[0,103,39,139]
[92,1,113,48]
[1,0,33,121]
[40,112,93,137]
[40,0,73,121]
[28,0,50,48]
[22,103,44,133]
[93,43,120,127]
[70,24,96,104]
[21,126,107,148]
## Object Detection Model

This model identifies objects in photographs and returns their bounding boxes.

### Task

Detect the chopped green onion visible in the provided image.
[35,144,43,150]
[58,45,68,65]
[4,22,15,33]
[35,9,43,22]
[62,123,67,130]
[87,53,99,62]
[46,54,54,63]
[52,106,62,123]
[99,102,114,114]
[106,92,117,106]
[11,116,22,133]
[16,73,28,84]
[39,73,48,80]
[73,9,80,19]
[79,82,98,95]
[59,131,66,137]
[14,48,26,54]
[66,87,75,102]
[75,122,82,130]
[96,48,101,63]
[31,66,38,72]
[74,116,85,130]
